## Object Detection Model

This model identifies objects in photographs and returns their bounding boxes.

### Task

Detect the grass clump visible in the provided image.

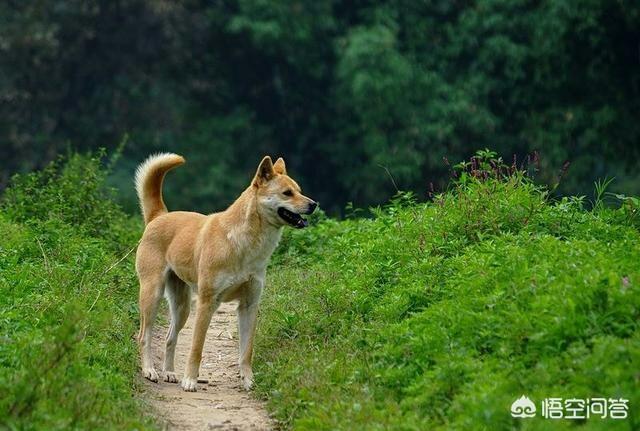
[0,153,153,430]
[255,153,640,430]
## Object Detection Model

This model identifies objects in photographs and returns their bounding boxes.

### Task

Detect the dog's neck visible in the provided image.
[222,187,283,253]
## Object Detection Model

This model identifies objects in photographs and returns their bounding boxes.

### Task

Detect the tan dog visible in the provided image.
[134,154,316,391]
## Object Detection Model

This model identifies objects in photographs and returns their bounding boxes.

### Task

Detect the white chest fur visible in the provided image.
[215,225,283,299]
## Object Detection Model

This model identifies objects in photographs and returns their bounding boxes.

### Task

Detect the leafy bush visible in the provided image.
[257,161,640,430]
[0,153,152,430]
[2,150,139,251]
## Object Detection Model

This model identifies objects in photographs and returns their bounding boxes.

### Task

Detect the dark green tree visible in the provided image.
[2,0,639,213]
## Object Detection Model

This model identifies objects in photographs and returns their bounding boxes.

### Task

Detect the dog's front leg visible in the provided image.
[182,286,220,392]
[237,277,263,390]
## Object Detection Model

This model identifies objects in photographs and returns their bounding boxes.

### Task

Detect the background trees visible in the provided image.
[2,0,639,214]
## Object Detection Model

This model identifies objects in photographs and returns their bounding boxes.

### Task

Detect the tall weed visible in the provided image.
[0,153,151,430]
[258,155,640,430]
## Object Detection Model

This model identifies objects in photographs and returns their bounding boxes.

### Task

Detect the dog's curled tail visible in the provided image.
[135,153,185,225]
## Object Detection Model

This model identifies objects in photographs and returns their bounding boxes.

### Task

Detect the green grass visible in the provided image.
[255,169,640,429]
[0,153,153,430]
[2,151,639,430]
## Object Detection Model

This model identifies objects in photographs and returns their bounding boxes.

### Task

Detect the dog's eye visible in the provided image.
[283,190,293,197]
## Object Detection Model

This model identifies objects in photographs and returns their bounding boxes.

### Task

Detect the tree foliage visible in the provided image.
[1,0,639,213]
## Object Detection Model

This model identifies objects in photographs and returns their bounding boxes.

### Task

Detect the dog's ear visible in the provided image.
[253,156,275,186]
[273,157,287,175]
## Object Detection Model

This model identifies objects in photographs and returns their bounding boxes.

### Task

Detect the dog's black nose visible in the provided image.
[306,201,317,214]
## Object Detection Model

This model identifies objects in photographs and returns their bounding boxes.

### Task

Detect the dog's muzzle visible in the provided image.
[305,201,317,215]
[278,207,309,228]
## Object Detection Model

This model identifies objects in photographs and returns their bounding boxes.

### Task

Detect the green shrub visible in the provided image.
[2,150,140,252]
[257,165,640,430]
[0,153,152,430]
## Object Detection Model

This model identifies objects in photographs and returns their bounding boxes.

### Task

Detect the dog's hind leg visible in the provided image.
[137,263,166,383]
[162,271,190,383]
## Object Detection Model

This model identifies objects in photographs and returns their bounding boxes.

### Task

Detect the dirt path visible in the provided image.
[143,302,274,430]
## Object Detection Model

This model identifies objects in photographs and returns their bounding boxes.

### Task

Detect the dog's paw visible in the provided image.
[142,367,159,383]
[242,376,254,391]
[164,372,178,383]
[240,366,254,391]
[181,377,198,392]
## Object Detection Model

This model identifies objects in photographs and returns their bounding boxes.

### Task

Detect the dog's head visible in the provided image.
[252,156,317,228]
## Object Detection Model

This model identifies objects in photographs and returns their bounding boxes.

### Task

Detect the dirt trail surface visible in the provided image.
[143,302,275,430]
